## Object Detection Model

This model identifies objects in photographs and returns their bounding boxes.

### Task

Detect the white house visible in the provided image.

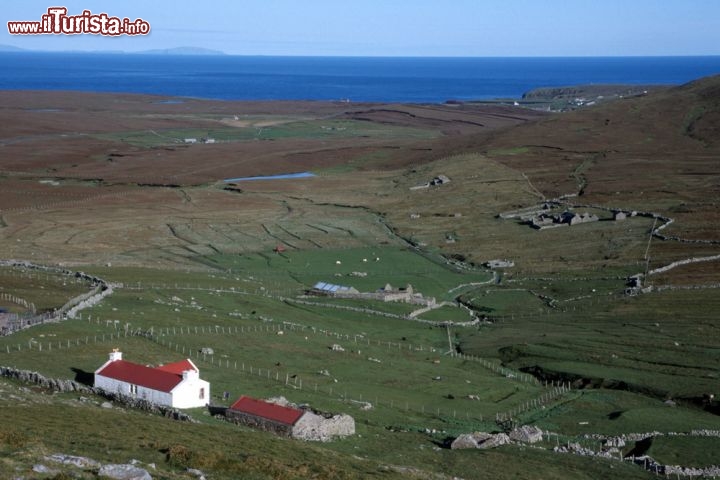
[94,350,210,409]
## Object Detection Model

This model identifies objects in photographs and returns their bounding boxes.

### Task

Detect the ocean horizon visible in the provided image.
[2,52,720,103]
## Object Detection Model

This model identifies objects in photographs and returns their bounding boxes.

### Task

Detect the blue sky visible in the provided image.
[2,1,719,56]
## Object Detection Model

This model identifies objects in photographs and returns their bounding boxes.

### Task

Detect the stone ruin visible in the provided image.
[451,425,544,450]
[409,174,451,190]
[292,410,356,442]
[310,281,435,307]
[451,432,511,450]
[529,210,600,230]
[484,259,515,269]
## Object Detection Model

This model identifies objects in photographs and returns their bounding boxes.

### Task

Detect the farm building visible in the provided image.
[227,396,305,436]
[378,283,416,302]
[430,174,451,186]
[564,211,599,225]
[410,174,451,190]
[309,281,434,306]
[484,259,515,269]
[309,282,359,296]
[528,210,599,230]
[226,396,356,441]
[94,350,210,409]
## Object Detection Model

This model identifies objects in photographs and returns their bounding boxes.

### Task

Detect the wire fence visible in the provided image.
[0,315,574,426]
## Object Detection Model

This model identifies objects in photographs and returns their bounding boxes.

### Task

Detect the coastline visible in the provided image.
[1,53,718,104]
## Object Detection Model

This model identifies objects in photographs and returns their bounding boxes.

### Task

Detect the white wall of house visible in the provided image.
[170,372,210,409]
[94,374,173,406]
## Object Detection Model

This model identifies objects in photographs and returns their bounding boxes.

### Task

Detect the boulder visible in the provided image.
[451,434,479,449]
[187,468,206,479]
[477,433,511,449]
[509,425,543,444]
[451,432,494,449]
[98,464,153,480]
[33,464,58,475]
[266,396,293,407]
[46,454,101,469]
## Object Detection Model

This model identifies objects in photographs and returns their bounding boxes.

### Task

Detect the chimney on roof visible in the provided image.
[109,349,122,362]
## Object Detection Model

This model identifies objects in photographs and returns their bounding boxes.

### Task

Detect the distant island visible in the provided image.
[136,46,226,56]
[0,44,25,52]
[0,44,226,56]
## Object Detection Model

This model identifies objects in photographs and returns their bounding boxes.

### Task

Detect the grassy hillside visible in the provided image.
[2,79,720,477]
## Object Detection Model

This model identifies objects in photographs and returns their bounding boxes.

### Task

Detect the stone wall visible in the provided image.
[0,365,90,393]
[0,259,112,336]
[647,254,720,276]
[65,285,113,319]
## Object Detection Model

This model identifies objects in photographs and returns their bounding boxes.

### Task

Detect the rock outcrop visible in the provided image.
[509,425,543,444]
[450,432,510,450]
[98,463,153,480]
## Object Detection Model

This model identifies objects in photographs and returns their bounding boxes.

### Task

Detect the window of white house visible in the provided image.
[199,388,205,399]
[129,384,138,395]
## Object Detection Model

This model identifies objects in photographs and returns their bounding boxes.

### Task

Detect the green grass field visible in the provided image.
[94,119,440,147]
[2,247,717,478]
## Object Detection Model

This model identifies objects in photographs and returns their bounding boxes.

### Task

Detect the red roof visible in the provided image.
[96,360,185,393]
[229,396,304,426]
[155,359,197,375]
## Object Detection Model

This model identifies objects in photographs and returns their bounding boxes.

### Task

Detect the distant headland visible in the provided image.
[0,44,226,55]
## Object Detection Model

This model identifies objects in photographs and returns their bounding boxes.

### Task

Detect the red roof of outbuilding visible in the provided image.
[229,396,304,426]
[96,360,184,393]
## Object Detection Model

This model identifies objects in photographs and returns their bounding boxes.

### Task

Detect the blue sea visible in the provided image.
[1,53,720,103]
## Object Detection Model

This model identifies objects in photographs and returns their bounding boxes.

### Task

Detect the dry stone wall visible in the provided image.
[0,259,112,335]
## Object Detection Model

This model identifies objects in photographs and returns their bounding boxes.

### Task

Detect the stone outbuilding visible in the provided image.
[226,396,355,441]
[227,396,305,437]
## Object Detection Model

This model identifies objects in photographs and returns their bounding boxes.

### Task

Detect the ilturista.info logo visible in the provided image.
[7,7,150,36]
